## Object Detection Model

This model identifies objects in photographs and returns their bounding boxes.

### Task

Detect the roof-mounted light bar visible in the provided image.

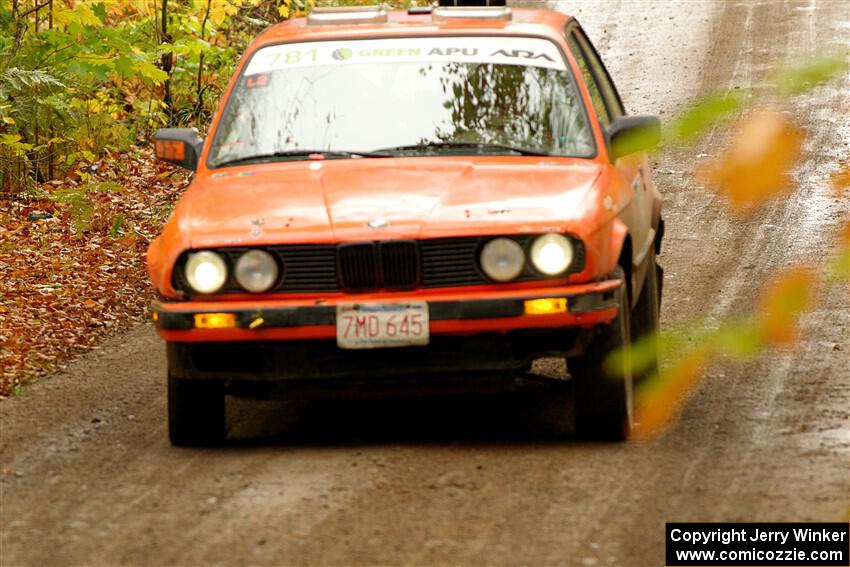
[431,6,513,22]
[437,0,507,5]
[306,6,388,26]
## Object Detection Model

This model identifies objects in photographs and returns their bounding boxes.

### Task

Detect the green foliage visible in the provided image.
[0,0,289,193]
[48,185,94,234]
[773,52,850,96]
[109,213,125,237]
[0,0,414,193]
[1,67,66,92]
[662,51,848,149]
[665,90,747,145]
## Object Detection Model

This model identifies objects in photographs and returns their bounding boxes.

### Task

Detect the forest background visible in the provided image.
[0,0,410,395]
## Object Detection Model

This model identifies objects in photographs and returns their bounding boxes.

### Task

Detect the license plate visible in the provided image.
[336,302,429,349]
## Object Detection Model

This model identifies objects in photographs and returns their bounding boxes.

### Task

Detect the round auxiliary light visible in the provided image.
[480,238,525,282]
[530,234,574,276]
[184,251,228,294]
[235,250,279,293]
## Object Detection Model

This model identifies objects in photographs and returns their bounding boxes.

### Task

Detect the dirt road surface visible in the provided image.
[2,1,848,566]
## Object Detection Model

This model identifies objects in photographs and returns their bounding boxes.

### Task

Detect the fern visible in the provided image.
[0,68,66,95]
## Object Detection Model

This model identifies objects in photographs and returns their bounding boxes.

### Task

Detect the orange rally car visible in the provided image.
[149,1,664,446]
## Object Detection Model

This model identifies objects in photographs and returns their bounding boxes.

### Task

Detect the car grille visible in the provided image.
[337,242,379,291]
[173,236,585,295]
[379,240,420,289]
[335,241,420,291]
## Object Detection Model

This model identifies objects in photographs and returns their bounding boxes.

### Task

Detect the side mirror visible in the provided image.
[154,128,204,171]
[606,115,661,161]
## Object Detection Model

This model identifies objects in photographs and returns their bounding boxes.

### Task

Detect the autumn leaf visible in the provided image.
[633,350,711,442]
[53,3,102,28]
[698,111,804,213]
[0,148,188,398]
[755,266,817,347]
[132,59,169,86]
[831,161,850,196]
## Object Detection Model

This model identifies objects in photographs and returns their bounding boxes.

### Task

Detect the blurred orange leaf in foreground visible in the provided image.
[700,111,804,212]
[633,350,710,442]
[832,162,850,196]
[755,265,817,346]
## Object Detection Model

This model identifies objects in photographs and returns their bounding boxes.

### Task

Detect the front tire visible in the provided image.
[569,267,633,441]
[168,373,226,447]
[630,247,661,383]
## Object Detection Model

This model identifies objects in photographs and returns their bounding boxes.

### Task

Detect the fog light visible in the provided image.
[524,297,568,315]
[194,312,237,329]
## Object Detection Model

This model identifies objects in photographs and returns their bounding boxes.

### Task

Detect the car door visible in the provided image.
[566,24,655,302]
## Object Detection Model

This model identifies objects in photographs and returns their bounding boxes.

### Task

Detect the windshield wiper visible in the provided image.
[215,149,392,167]
[375,141,554,157]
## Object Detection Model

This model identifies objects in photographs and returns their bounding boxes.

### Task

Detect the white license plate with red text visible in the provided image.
[336,302,429,349]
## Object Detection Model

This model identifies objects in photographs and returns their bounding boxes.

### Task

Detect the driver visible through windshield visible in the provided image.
[209,36,595,167]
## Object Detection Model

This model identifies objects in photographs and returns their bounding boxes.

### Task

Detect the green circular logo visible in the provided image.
[332,48,353,61]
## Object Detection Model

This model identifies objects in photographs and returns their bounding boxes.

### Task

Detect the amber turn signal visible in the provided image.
[155,139,185,161]
[194,313,237,329]
[523,297,568,315]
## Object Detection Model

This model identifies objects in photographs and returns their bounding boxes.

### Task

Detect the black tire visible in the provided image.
[630,247,661,383]
[569,267,633,441]
[168,373,226,447]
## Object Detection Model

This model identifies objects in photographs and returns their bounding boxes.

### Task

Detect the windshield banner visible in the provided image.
[244,36,567,75]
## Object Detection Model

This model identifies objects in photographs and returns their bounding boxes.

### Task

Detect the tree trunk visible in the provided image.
[195,0,213,120]
[48,0,54,180]
[159,0,174,125]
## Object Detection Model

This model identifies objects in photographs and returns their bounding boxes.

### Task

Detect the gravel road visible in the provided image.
[2,1,848,566]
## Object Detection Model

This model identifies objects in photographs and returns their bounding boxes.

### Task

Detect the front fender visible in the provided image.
[585,216,629,278]
[146,200,193,297]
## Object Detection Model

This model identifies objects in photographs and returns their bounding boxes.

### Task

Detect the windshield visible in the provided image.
[209,36,595,167]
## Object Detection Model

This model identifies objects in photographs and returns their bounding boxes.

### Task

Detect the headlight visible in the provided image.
[530,234,574,276]
[184,251,228,294]
[480,238,525,282]
[235,250,279,293]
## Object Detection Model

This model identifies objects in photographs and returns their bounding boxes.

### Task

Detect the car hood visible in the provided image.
[182,157,604,248]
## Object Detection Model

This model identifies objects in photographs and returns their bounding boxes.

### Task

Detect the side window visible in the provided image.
[573,28,625,120]
[566,33,611,128]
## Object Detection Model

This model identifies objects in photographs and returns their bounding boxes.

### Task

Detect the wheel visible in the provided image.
[168,372,226,447]
[630,247,661,383]
[568,267,633,441]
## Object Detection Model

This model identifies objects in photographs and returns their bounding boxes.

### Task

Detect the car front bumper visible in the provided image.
[152,279,621,343]
[157,279,621,389]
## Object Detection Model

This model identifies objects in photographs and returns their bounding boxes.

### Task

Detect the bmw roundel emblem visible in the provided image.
[368,218,389,229]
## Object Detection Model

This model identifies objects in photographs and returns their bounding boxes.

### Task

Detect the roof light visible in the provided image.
[431,6,512,22]
[437,0,507,5]
[307,6,388,26]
